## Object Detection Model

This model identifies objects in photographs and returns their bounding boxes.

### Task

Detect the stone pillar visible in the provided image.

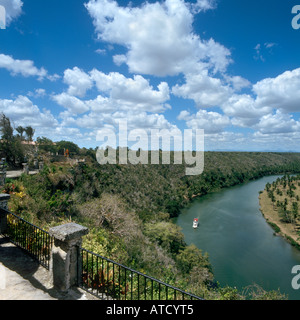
[0,158,6,186]
[22,163,29,174]
[49,223,89,292]
[0,171,6,187]
[34,158,38,169]
[38,160,44,171]
[0,194,11,234]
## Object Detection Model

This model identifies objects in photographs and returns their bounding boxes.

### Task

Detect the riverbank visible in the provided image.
[259,190,300,249]
[175,175,300,299]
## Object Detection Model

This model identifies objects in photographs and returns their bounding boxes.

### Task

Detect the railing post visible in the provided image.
[0,194,10,234]
[0,158,6,187]
[49,223,88,293]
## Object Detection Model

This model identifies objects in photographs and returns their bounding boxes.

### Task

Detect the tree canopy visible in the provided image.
[0,113,24,166]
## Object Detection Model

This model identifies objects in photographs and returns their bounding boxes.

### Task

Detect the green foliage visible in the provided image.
[47,189,70,216]
[0,113,25,166]
[267,221,281,234]
[56,140,80,155]
[8,151,300,300]
[176,244,211,275]
[243,284,287,300]
[217,286,243,300]
[25,126,35,141]
[37,136,57,154]
[144,221,185,254]
[285,236,300,250]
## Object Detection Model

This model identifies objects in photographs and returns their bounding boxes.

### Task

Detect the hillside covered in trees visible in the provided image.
[2,112,300,299]
[4,149,300,300]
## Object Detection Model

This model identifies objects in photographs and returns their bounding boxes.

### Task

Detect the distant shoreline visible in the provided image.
[259,190,300,250]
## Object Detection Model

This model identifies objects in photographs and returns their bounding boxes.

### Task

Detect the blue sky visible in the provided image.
[1,0,300,151]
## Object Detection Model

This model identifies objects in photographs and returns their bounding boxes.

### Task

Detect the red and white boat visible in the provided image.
[193,218,199,229]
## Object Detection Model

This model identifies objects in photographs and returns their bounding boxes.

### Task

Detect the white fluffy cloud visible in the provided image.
[51,63,300,148]
[63,67,94,97]
[54,68,171,115]
[84,0,300,149]
[253,68,300,112]
[219,68,300,128]
[52,66,175,137]
[85,0,231,76]
[0,95,88,143]
[1,0,298,151]
[0,53,47,79]
[0,0,23,25]
[178,109,231,133]
[173,66,300,144]
[255,111,300,134]
[90,70,170,112]
[221,94,271,127]
[0,95,58,128]
[225,75,251,91]
[52,92,90,114]
[73,109,176,135]
[172,70,231,108]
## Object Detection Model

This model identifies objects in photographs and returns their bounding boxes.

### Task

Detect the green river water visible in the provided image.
[173,175,300,300]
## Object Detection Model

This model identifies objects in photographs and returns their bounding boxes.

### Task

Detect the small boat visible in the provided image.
[193,218,199,229]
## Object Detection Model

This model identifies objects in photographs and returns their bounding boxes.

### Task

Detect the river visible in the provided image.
[173,175,300,300]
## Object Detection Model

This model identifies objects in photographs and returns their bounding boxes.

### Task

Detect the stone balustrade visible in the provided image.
[0,193,89,294]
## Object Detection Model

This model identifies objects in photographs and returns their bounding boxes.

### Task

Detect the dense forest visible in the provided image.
[4,149,300,300]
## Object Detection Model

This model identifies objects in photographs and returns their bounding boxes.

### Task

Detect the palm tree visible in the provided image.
[25,126,35,142]
[16,126,25,140]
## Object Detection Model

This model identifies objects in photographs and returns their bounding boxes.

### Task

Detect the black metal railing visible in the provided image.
[1,209,53,270]
[0,207,204,300]
[80,248,203,300]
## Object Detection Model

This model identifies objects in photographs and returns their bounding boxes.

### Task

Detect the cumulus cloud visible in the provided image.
[178,109,231,133]
[172,70,231,108]
[0,95,58,128]
[113,111,176,131]
[0,53,47,79]
[85,95,116,113]
[51,64,300,148]
[0,53,59,81]
[73,109,177,136]
[90,69,170,112]
[52,66,174,135]
[54,67,171,116]
[225,75,251,91]
[85,0,231,76]
[84,0,299,147]
[255,110,300,135]
[2,0,296,151]
[63,67,94,97]
[253,68,300,112]
[0,0,23,25]
[174,66,300,136]
[52,92,90,114]
[221,94,271,127]
[218,67,300,129]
